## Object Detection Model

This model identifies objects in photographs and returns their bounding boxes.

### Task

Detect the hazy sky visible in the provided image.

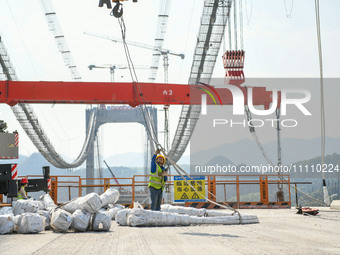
[0,0,339,167]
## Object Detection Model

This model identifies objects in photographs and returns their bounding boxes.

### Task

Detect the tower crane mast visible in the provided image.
[83,31,185,83]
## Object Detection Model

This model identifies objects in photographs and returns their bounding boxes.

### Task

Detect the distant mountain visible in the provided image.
[206,155,235,166]
[103,152,144,167]
[191,137,340,166]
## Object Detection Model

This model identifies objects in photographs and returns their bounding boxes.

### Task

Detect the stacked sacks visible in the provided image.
[62,193,102,214]
[71,209,91,232]
[15,213,45,234]
[100,188,120,207]
[0,206,14,216]
[91,211,111,231]
[0,215,15,234]
[0,188,122,234]
[50,208,73,232]
[115,209,131,226]
[40,194,56,208]
[106,204,125,220]
[12,199,40,215]
[38,209,52,230]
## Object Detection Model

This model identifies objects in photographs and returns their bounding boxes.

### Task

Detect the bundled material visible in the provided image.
[126,209,259,227]
[91,211,111,231]
[161,204,207,217]
[127,209,191,227]
[62,193,102,214]
[115,209,131,226]
[50,209,73,232]
[38,209,52,230]
[16,213,45,234]
[106,205,125,220]
[36,201,47,211]
[100,188,120,207]
[12,200,39,215]
[188,214,259,225]
[0,207,13,216]
[161,204,234,217]
[0,215,15,234]
[40,194,56,208]
[72,209,91,232]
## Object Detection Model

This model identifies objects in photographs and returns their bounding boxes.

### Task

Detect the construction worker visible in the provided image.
[18,177,28,200]
[149,148,167,211]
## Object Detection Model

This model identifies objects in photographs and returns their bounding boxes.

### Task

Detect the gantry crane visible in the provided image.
[88,64,150,82]
[83,31,184,84]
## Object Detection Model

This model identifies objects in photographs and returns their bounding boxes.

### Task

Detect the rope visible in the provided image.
[163,149,242,223]
[112,9,242,222]
[244,106,326,205]
[315,0,329,205]
[283,0,294,18]
[239,0,244,49]
[245,0,253,25]
[314,0,326,179]
[233,0,238,50]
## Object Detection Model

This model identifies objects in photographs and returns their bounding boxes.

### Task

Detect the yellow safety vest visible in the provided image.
[18,186,26,200]
[149,164,165,190]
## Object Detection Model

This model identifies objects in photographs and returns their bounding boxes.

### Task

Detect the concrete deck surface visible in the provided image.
[1,208,339,255]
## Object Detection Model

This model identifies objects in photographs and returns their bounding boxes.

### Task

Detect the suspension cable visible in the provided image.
[283,0,294,18]
[239,0,244,49]
[112,9,241,217]
[233,0,238,50]
[314,0,329,205]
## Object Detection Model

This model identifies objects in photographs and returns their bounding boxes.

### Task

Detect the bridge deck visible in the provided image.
[1,208,339,255]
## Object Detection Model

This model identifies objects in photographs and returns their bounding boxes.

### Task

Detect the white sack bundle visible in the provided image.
[100,188,120,207]
[50,209,73,232]
[106,205,125,220]
[12,199,39,215]
[161,204,235,217]
[71,209,91,232]
[62,193,102,214]
[0,215,15,234]
[40,194,56,208]
[161,204,207,217]
[127,209,191,227]
[91,211,111,231]
[0,206,13,216]
[16,213,45,234]
[115,209,131,226]
[38,209,52,230]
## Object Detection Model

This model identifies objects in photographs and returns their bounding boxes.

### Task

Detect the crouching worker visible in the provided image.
[18,177,29,200]
[149,148,168,211]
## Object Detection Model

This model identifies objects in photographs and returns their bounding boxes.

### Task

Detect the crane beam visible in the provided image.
[0,80,276,109]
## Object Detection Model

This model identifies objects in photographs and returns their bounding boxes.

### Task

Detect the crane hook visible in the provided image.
[110,1,123,18]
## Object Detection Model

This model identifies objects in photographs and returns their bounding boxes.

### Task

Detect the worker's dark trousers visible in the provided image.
[149,186,163,211]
